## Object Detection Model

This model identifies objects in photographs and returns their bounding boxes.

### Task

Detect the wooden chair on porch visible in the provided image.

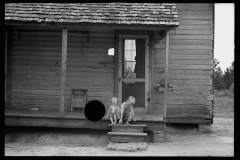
[71,89,88,112]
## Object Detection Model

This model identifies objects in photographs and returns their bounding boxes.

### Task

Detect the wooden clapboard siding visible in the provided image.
[11,25,115,111]
[156,39,213,45]
[65,27,115,111]
[11,26,61,109]
[152,3,213,118]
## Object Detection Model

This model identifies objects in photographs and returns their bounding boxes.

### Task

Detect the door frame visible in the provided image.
[5,26,13,109]
[118,35,149,113]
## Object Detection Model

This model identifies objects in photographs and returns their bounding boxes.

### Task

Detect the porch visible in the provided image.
[5,109,165,132]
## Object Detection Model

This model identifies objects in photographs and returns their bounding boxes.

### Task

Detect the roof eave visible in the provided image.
[5,20,179,31]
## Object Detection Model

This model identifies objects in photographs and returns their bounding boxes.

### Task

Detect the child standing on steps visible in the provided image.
[106,97,120,125]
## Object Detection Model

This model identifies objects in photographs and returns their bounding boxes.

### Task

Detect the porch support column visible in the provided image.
[163,31,169,122]
[60,28,68,117]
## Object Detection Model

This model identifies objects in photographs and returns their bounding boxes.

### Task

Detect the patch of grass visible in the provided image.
[213,90,234,112]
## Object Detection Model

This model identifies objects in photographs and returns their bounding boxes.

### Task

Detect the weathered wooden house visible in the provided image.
[5,3,214,131]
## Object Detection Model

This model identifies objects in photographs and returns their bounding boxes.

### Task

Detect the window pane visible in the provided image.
[124,40,136,79]
[122,82,145,108]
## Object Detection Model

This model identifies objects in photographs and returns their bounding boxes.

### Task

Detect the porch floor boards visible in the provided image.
[5,109,164,131]
[5,109,163,122]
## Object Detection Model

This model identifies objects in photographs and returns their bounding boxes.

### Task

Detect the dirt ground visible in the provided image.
[5,114,234,156]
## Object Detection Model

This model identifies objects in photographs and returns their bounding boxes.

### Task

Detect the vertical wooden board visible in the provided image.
[145,36,149,112]
[60,29,68,116]
[6,26,13,109]
[114,30,119,97]
[5,31,8,107]
[149,31,154,113]
[118,37,123,105]
[164,31,169,122]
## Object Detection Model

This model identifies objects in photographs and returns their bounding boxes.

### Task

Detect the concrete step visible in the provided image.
[108,132,147,143]
[108,124,147,133]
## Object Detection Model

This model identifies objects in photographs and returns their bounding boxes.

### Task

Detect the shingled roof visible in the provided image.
[5,3,179,26]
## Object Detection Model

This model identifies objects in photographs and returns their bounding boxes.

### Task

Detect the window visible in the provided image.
[124,39,136,78]
[108,48,114,56]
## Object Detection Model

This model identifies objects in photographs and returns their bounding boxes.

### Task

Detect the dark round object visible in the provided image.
[84,100,105,121]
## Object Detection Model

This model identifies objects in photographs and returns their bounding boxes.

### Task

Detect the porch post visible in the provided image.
[60,28,68,117]
[163,31,169,122]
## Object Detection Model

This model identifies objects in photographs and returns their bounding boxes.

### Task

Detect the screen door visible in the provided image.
[118,35,149,113]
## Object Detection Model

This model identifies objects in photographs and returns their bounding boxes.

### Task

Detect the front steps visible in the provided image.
[108,124,147,142]
[107,124,148,152]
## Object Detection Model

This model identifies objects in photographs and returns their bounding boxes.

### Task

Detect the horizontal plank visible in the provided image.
[154,84,212,91]
[12,89,113,96]
[13,80,61,86]
[167,110,212,116]
[154,54,212,60]
[13,36,114,44]
[13,41,114,49]
[154,59,212,67]
[166,118,212,124]
[13,31,114,38]
[156,64,213,70]
[9,104,65,110]
[178,19,213,25]
[171,84,212,90]
[13,67,113,73]
[176,24,213,30]
[156,39,213,45]
[12,94,63,101]
[13,25,115,33]
[154,48,212,55]
[11,97,111,105]
[154,89,211,95]
[12,80,114,90]
[13,48,109,54]
[66,68,114,73]
[12,83,114,90]
[12,89,113,98]
[153,79,212,85]
[13,45,111,52]
[154,99,212,105]
[13,56,113,63]
[154,74,211,80]
[154,44,212,50]
[178,9,212,15]
[153,94,213,101]
[155,34,213,40]
[154,104,212,110]
[13,51,110,58]
[11,99,71,106]
[154,59,213,65]
[178,14,213,20]
[13,61,114,69]
[108,132,147,136]
[176,3,212,9]
[172,29,213,35]
[153,110,213,119]
[13,71,114,77]
[12,76,113,82]
[177,8,212,13]
[72,99,86,108]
